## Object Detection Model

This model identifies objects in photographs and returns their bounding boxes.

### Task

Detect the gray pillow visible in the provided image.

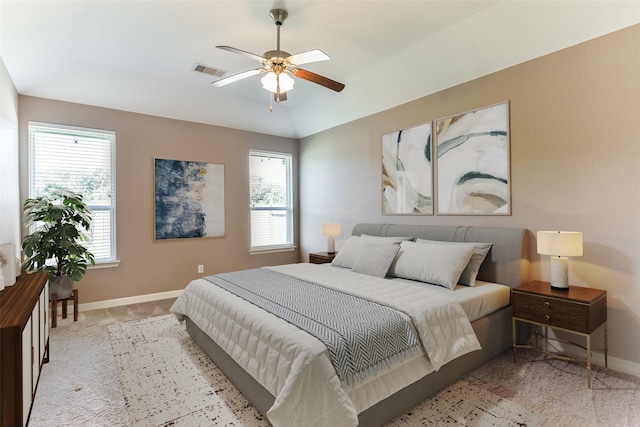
[361,234,414,242]
[351,243,401,278]
[416,239,492,286]
[331,235,412,269]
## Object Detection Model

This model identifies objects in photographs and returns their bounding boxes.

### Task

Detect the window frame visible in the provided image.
[249,149,295,254]
[27,121,119,268]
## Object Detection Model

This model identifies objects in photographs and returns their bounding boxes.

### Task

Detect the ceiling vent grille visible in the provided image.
[193,64,226,77]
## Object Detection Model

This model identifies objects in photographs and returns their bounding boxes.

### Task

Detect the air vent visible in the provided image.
[193,64,226,77]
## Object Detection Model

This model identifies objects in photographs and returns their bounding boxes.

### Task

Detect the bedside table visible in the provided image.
[511,280,607,388]
[309,252,336,264]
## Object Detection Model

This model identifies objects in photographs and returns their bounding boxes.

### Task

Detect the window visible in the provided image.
[249,150,294,252]
[28,122,117,265]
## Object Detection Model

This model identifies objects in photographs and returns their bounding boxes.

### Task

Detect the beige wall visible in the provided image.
[0,58,20,257]
[299,25,640,369]
[10,24,640,371]
[18,98,300,303]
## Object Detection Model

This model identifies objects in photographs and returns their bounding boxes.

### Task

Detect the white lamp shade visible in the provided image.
[322,223,341,237]
[537,231,583,257]
[261,71,294,94]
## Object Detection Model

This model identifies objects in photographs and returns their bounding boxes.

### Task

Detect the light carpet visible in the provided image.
[28,313,132,426]
[30,310,640,427]
[107,314,543,426]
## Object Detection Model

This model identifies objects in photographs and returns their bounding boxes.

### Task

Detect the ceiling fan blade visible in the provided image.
[286,49,330,66]
[216,46,266,63]
[291,68,345,92]
[211,69,263,87]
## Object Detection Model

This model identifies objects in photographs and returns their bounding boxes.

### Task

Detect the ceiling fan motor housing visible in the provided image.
[263,50,291,64]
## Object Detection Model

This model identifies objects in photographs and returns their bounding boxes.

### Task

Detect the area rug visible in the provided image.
[28,316,131,427]
[107,314,545,426]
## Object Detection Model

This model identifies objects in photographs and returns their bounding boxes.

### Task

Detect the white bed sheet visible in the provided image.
[388,277,511,322]
[171,263,484,427]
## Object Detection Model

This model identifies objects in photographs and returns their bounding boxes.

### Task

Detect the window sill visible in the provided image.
[250,246,297,255]
[89,260,121,270]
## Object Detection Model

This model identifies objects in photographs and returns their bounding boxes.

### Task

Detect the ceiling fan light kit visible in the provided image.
[261,71,294,94]
[211,8,344,108]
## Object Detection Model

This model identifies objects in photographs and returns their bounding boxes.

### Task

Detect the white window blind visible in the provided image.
[28,122,117,263]
[249,150,294,251]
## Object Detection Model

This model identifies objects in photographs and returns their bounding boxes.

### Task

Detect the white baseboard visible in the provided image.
[591,351,640,379]
[77,289,183,313]
[522,335,640,379]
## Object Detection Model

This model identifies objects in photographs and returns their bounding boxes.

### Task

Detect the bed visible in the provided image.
[171,223,530,427]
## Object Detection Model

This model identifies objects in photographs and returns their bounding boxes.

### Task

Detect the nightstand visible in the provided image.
[511,280,607,388]
[309,252,336,264]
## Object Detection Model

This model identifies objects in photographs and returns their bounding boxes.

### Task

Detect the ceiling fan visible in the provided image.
[211,9,345,104]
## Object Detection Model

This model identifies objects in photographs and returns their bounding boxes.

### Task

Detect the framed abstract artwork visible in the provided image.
[154,158,225,240]
[381,121,433,215]
[435,102,511,215]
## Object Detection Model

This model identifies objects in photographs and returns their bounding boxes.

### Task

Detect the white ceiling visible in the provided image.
[1,1,639,139]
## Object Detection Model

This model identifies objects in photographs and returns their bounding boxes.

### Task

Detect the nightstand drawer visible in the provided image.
[512,291,606,334]
[309,252,336,264]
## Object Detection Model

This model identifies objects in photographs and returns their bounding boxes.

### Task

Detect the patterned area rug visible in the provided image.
[108,315,268,427]
[467,348,640,427]
[387,380,543,426]
[28,315,131,426]
[107,314,545,426]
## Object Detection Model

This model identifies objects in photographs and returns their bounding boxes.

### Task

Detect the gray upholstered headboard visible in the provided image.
[351,223,530,288]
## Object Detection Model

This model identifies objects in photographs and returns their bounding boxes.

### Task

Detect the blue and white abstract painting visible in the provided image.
[154,159,225,239]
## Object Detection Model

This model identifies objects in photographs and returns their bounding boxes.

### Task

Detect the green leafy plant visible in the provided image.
[22,190,95,282]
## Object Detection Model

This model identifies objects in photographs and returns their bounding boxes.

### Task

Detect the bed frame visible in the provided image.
[185,223,530,426]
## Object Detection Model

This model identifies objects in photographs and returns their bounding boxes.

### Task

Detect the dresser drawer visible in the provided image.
[512,291,605,334]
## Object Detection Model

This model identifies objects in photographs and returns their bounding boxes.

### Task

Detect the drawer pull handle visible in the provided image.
[545,315,550,321]
[544,301,550,307]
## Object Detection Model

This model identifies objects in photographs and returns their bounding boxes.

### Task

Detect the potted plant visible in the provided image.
[22,190,95,298]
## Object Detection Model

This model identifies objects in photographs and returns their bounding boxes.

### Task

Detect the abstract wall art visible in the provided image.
[435,102,510,215]
[154,158,225,240]
[381,121,433,215]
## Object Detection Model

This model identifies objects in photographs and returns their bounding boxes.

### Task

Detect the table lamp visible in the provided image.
[322,223,341,254]
[537,231,583,290]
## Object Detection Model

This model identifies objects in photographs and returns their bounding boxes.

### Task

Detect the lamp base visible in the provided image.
[327,236,335,254]
[549,256,569,290]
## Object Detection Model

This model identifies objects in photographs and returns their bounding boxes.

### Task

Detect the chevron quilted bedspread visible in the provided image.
[171,263,481,427]
[203,268,422,389]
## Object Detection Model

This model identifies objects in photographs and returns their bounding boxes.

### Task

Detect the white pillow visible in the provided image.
[351,243,400,278]
[416,239,492,286]
[331,235,412,269]
[389,240,476,290]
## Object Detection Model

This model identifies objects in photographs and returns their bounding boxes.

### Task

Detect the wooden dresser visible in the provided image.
[1,272,50,427]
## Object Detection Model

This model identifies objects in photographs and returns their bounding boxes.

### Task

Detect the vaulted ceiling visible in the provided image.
[1,1,638,138]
